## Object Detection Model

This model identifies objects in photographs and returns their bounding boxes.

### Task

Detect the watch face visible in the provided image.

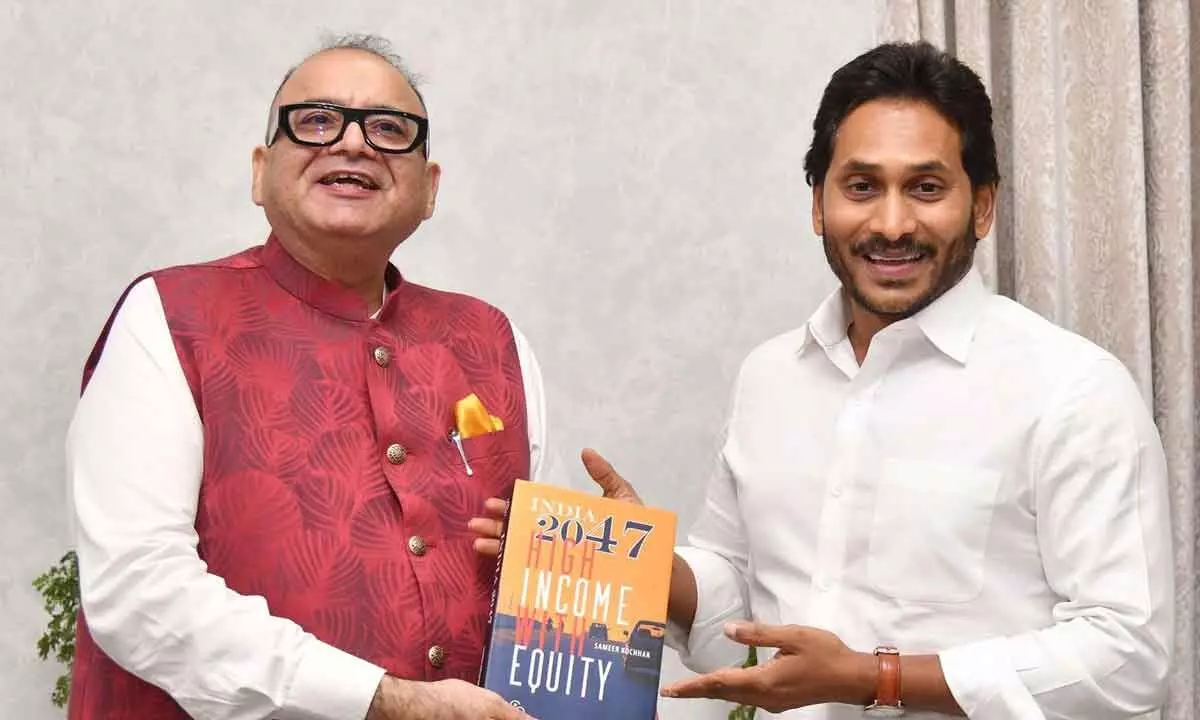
[863,706,905,718]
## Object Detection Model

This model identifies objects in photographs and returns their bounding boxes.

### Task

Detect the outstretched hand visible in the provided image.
[660,622,872,714]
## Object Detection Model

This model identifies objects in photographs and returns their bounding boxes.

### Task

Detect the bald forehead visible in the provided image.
[275,48,425,113]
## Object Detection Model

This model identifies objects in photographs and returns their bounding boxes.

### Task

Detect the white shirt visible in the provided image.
[67,277,548,720]
[667,268,1173,720]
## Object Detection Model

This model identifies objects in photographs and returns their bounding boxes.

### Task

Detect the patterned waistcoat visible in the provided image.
[67,237,530,719]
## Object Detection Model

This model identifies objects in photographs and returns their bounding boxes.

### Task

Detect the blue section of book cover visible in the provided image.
[482,611,665,718]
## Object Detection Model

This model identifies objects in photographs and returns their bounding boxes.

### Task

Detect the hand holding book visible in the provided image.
[578,447,646,505]
[468,448,646,559]
[469,497,510,557]
[366,676,536,720]
[473,450,677,719]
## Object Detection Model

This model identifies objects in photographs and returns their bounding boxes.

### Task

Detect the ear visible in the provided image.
[251,145,268,207]
[972,183,997,239]
[811,185,825,236]
[422,161,442,220]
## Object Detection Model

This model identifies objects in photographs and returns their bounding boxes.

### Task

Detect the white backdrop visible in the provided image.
[0,2,879,717]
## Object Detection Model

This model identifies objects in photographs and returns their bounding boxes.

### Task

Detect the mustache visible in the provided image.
[851,234,938,257]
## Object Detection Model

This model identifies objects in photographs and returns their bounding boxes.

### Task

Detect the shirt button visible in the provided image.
[373,346,391,367]
[830,484,843,497]
[386,443,408,465]
[427,645,446,668]
[408,536,428,556]
[815,578,830,592]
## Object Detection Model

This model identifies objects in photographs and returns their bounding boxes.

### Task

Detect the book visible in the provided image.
[479,479,677,719]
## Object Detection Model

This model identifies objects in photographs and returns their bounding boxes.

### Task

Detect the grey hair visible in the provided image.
[264,33,429,154]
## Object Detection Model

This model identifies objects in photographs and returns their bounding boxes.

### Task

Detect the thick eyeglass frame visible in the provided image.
[268,102,430,156]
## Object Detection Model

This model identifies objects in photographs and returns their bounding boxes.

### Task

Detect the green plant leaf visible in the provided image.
[32,551,79,708]
[726,645,758,720]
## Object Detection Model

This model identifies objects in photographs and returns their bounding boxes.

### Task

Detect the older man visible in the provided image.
[580,41,1174,719]
[67,35,540,720]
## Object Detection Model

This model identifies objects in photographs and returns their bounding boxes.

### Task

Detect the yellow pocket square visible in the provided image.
[454,393,504,439]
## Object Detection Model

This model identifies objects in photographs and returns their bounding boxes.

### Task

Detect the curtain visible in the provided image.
[878,1,1198,717]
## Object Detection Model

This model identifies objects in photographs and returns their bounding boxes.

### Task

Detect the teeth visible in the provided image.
[868,254,921,262]
[321,174,376,188]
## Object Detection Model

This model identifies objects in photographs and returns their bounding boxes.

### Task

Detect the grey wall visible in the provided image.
[0,2,879,717]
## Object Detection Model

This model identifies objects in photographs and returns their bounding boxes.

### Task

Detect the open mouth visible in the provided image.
[317,172,380,190]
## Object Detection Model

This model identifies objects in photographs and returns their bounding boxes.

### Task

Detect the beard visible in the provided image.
[822,215,978,321]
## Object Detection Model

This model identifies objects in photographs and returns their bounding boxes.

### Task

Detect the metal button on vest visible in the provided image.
[408,535,427,556]
[427,645,446,668]
[372,346,390,367]
[386,443,407,465]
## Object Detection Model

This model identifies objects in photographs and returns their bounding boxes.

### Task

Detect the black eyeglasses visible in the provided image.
[268,102,429,155]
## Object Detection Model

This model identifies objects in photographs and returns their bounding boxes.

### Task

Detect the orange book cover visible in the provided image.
[479,479,677,718]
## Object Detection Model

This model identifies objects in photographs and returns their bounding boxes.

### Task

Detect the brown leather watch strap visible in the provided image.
[875,646,902,708]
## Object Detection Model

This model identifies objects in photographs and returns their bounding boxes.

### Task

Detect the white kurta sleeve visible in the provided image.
[510,323,547,483]
[665,431,755,673]
[69,277,386,720]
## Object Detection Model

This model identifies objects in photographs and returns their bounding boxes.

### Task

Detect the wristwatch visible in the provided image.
[863,646,905,717]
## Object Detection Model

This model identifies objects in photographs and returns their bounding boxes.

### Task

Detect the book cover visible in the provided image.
[479,479,677,719]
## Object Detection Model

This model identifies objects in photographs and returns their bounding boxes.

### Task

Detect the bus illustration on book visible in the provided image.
[479,480,677,719]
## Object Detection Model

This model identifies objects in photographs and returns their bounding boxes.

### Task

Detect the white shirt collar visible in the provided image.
[798,265,990,365]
